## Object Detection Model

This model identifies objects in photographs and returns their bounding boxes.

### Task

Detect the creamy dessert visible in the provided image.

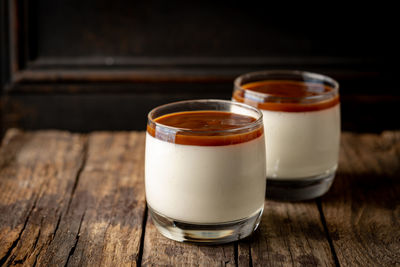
[233,79,340,180]
[145,110,266,223]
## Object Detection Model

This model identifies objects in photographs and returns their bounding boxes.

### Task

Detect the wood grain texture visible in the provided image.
[0,129,86,266]
[1,130,399,266]
[321,132,400,266]
[141,215,236,266]
[44,132,146,267]
[0,131,147,266]
[238,200,335,267]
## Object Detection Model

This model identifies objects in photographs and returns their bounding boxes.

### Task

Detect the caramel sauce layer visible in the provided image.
[233,80,339,112]
[147,111,263,146]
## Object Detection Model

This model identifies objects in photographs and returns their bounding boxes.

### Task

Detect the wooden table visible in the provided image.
[0,129,399,266]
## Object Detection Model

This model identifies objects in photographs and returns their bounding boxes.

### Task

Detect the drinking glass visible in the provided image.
[145,99,266,243]
[233,70,341,201]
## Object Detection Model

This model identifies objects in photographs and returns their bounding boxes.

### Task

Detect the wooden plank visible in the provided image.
[0,129,87,266]
[0,130,147,266]
[238,200,335,267]
[38,132,147,266]
[141,215,236,266]
[321,132,400,266]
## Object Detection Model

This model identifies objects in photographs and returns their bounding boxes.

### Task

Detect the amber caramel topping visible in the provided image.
[147,111,263,146]
[233,80,339,112]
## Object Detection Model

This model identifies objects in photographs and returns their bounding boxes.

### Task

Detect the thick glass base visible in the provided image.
[266,173,335,201]
[148,206,263,244]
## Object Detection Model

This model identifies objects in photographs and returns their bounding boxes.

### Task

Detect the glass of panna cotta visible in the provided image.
[233,70,340,201]
[145,99,266,244]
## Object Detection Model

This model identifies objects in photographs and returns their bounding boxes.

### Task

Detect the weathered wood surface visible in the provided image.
[0,130,399,266]
[237,201,335,267]
[321,132,400,266]
[0,130,146,266]
[0,129,87,266]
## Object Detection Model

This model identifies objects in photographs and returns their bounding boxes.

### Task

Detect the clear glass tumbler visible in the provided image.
[145,99,266,244]
[233,70,341,201]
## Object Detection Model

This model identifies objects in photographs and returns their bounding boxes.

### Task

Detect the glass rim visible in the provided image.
[234,70,339,101]
[147,99,264,135]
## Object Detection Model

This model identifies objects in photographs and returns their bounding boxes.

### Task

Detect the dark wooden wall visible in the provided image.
[1,0,399,133]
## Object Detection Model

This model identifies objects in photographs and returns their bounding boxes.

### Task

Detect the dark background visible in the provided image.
[1,0,399,133]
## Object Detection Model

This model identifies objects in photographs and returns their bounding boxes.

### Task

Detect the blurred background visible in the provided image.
[1,1,399,134]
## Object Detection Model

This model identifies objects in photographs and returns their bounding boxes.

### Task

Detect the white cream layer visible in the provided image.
[262,104,341,179]
[145,133,266,223]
